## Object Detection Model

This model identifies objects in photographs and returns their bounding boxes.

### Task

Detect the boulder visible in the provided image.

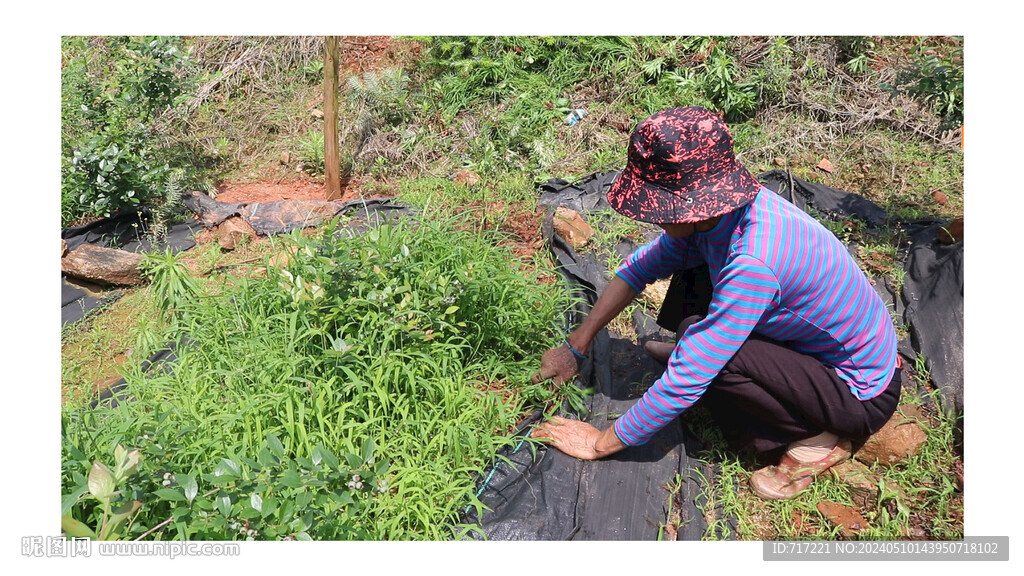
[61,244,145,286]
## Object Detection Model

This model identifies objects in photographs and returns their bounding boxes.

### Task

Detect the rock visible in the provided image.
[212,216,257,251]
[552,206,595,250]
[816,158,835,173]
[773,157,786,167]
[830,460,878,509]
[855,411,928,467]
[830,459,907,510]
[931,189,948,205]
[280,152,291,164]
[816,501,869,538]
[452,169,480,187]
[938,217,963,244]
[61,244,146,286]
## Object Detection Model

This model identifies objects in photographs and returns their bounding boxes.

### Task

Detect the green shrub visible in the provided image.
[882,37,964,131]
[61,36,193,225]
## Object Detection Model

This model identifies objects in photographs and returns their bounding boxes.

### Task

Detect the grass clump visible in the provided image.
[62,212,570,540]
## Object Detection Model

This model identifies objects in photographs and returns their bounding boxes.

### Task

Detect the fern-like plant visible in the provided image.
[140,248,200,326]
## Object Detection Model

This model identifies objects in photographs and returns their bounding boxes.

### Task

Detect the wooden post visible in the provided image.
[323,36,341,200]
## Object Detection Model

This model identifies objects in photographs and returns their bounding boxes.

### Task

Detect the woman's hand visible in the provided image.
[531,344,581,385]
[531,415,627,460]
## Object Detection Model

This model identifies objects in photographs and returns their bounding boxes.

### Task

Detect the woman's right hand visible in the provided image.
[531,344,581,385]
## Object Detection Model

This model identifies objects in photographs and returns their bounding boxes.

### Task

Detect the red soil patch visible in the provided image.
[213,175,381,205]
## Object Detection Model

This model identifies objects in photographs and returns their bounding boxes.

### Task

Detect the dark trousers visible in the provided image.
[658,268,901,455]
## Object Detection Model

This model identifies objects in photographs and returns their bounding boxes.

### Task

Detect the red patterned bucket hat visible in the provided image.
[607,107,762,223]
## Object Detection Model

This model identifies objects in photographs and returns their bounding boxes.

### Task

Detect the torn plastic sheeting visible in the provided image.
[88,340,184,410]
[61,282,116,328]
[62,206,200,255]
[537,171,618,214]
[902,220,964,415]
[182,191,413,236]
[759,169,889,228]
[463,320,708,541]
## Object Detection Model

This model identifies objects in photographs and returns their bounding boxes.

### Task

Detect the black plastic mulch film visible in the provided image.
[62,175,963,540]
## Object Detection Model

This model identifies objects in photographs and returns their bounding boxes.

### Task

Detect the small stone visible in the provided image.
[213,216,257,251]
[452,169,480,187]
[773,157,786,167]
[931,189,948,205]
[816,501,869,538]
[642,278,671,309]
[280,152,291,164]
[816,158,835,173]
[830,459,907,510]
[552,206,595,250]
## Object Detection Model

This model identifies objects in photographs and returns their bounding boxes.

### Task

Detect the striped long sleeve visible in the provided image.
[614,255,779,445]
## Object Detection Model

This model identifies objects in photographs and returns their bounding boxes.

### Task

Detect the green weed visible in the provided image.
[140,248,201,326]
[62,212,570,540]
[295,130,325,175]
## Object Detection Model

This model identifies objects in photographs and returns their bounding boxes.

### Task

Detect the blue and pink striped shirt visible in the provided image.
[613,187,898,446]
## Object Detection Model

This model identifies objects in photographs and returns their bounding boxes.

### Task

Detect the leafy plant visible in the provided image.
[62,445,143,540]
[665,37,760,122]
[346,67,412,126]
[61,36,194,225]
[140,247,201,326]
[881,37,964,131]
[836,36,875,75]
